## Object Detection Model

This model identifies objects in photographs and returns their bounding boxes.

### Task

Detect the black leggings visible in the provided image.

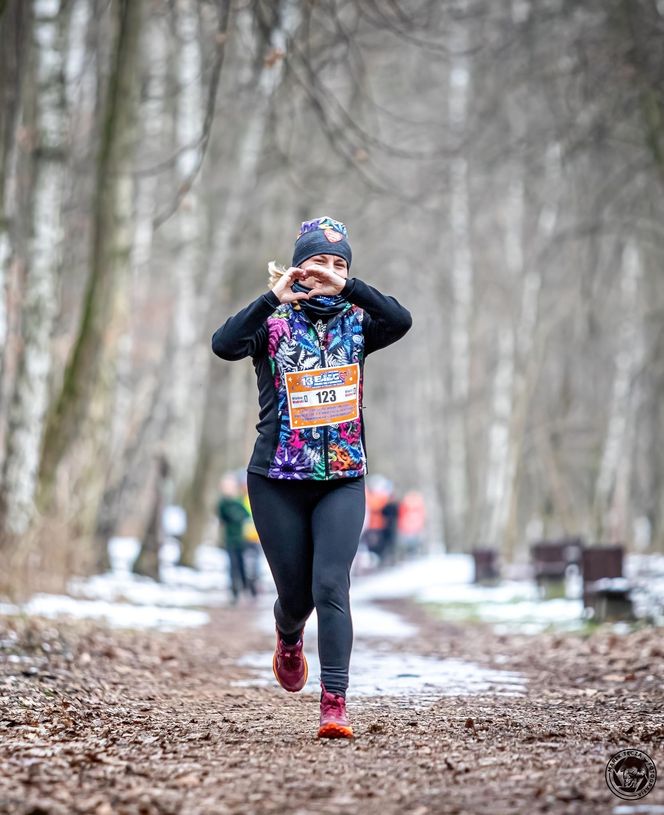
[246,471,366,697]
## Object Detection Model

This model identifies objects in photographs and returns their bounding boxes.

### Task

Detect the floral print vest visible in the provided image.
[266,301,366,479]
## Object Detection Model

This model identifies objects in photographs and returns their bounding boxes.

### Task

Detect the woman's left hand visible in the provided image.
[301,264,347,296]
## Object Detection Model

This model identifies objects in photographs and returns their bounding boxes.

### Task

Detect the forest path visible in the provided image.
[1,596,663,815]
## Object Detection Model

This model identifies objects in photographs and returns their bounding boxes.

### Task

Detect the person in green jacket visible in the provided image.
[216,472,257,604]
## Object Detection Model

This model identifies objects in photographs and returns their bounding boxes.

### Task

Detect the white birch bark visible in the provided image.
[0,226,8,353]
[1,0,67,535]
[0,196,12,470]
[411,287,446,549]
[499,143,561,555]
[481,165,524,545]
[164,0,204,484]
[594,239,643,539]
[445,3,473,546]
[483,325,516,544]
[63,0,91,110]
[481,0,531,551]
[0,74,22,475]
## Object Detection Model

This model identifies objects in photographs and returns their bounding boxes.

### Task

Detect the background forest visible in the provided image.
[1,0,663,593]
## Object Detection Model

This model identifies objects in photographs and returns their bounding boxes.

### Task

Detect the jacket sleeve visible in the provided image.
[211,290,281,360]
[340,277,412,355]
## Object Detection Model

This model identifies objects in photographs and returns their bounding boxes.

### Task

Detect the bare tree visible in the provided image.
[0,0,70,541]
[36,0,143,565]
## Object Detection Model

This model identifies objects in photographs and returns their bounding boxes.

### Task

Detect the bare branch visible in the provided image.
[153,0,232,230]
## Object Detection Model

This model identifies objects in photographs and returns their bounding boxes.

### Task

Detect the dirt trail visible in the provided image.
[1,596,663,815]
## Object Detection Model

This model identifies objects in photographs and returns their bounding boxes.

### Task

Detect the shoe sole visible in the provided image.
[317,722,354,739]
[272,649,308,692]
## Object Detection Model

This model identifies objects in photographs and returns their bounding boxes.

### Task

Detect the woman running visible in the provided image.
[211,216,412,738]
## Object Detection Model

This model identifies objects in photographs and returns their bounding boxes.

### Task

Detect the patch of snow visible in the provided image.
[349,553,585,634]
[67,571,227,608]
[0,593,208,632]
[66,537,270,611]
[163,505,187,536]
[350,553,473,602]
[4,543,662,639]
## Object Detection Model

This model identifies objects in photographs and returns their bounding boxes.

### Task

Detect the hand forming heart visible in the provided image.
[270,266,311,304]
[299,263,347,296]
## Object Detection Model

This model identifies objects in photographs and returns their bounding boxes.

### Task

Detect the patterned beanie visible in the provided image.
[291,216,352,269]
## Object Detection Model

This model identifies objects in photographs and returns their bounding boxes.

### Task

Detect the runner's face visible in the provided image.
[220,476,237,496]
[299,254,348,288]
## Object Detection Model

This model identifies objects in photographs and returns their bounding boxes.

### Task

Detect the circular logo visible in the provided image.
[605,749,657,799]
[323,228,343,243]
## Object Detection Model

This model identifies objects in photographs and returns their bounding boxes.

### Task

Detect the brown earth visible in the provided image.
[1,595,663,815]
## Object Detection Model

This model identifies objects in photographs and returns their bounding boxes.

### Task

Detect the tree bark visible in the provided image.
[133,455,172,580]
[444,0,473,550]
[165,0,204,487]
[0,0,71,542]
[36,0,142,563]
[0,1,31,473]
[593,240,644,541]
[179,0,303,566]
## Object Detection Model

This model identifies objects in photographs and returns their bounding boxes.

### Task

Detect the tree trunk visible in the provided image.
[501,142,562,561]
[36,0,142,566]
[95,3,172,558]
[179,0,303,566]
[444,0,473,550]
[482,325,515,547]
[593,240,644,541]
[165,0,204,487]
[133,455,171,580]
[0,0,30,472]
[0,0,69,541]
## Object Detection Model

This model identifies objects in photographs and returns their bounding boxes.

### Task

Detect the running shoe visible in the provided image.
[272,626,308,692]
[317,682,354,739]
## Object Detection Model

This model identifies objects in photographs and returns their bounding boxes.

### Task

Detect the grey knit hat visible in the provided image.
[292,216,352,269]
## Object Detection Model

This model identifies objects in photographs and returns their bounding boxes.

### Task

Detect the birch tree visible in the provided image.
[593,239,644,541]
[444,0,473,549]
[0,1,30,473]
[164,0,205,484]
[36,0,143,561]
[0,0,69,540]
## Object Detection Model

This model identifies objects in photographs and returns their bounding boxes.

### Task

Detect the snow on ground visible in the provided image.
[0,537,227,632]
[2,538,662,635]
[350,552,586,634]
[0,595,209,632]
[351,552,474,601]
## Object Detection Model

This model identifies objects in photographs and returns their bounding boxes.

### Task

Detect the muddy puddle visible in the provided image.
[232,643,527,702]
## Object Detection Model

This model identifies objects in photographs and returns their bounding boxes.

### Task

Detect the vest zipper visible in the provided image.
[314,318,330,478]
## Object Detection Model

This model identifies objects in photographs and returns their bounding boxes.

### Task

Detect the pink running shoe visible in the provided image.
[317,682,354,739]
[272,626,308,692]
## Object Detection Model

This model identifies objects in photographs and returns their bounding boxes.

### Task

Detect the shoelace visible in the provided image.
[279,641,302,664]
[322,692,346,715]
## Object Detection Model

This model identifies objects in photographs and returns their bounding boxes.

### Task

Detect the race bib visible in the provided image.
[285,363,360,429]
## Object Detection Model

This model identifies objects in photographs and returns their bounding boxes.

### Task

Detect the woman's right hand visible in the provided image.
[271,267,311,304]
